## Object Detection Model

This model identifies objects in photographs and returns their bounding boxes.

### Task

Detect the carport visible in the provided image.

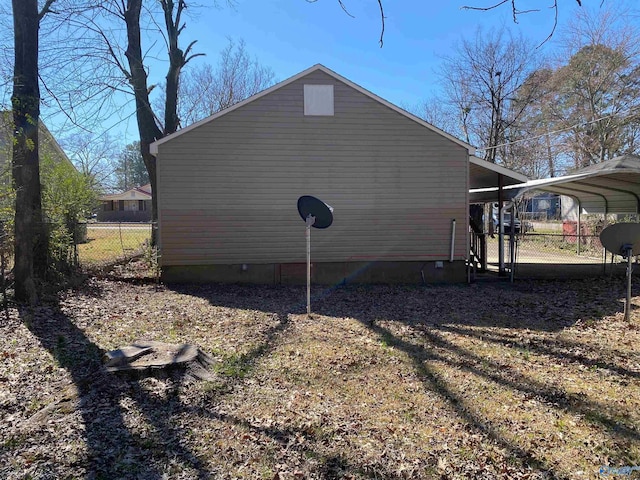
[468,157,528,275]
[469,154,640,277]
[471,155,640,213]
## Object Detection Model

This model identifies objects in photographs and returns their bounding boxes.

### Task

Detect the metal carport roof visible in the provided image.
[469,156,528,190]
[469,155,640,214]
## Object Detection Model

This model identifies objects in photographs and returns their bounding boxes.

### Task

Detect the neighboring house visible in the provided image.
[98,184,152,222]
[0,111,80,222]
[523,192,560,221]
[150,64,476,284]
[0,110,75,173]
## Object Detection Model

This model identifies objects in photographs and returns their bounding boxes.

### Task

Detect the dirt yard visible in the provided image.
[1,266,639,479]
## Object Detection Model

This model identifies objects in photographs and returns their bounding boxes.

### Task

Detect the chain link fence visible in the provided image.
[485,220,639,279]
[75,222,155,268]
[0,220,156,286]
[0,220,157,307]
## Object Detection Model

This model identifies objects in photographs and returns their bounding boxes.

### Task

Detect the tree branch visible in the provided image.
[461,0,510,13]
[377,0,385,47]
[305,0,386,47]
[537,0,559,48]
[461,0,586,46]
[337,1,355,18]
[38,0,58,21]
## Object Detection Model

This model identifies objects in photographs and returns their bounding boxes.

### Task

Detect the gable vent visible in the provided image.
[304,84,334,116]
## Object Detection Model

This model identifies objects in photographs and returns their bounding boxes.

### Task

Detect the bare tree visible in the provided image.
[405,98,461,140]
[322,0,587,47]
[501,67,562,178]
[176,39,276,126]
[87,0,204,231]
[439,27,543,166]
[114,141,149,192]
[59,133,119,190]
[551,5,640,168]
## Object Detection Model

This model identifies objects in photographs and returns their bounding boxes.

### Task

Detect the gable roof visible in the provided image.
[0,111,75,170]
[150,64,475,155]
[100,184,152,202]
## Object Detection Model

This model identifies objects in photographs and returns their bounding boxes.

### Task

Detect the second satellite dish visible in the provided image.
[600,222,640,256]
[297,195,334,229]
[599,222,640,322]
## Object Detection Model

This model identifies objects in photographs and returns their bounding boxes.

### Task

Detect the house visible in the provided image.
[0,111,75,175]
[0,111,83,222]
[522,192,560,221]
[97,184,152,222]
[150,64,476,284]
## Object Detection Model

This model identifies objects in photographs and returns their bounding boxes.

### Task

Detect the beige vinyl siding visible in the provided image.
[156,70,468,266]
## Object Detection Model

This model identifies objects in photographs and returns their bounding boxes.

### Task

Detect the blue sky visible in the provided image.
[172,0,578,100]
[51,1,609,146]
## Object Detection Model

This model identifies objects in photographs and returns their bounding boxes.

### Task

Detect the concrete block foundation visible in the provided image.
[161,260,467,285]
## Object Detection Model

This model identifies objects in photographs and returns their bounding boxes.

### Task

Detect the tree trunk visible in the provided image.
[123,0,163,230]
[12,0,45,304]
[162,0,183,135]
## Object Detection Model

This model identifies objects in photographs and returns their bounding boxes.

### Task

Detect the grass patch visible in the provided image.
[77,224,151,265]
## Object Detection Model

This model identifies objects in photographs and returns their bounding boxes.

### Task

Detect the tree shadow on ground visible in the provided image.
[17,296,210,478]
[14,281,332,478]
[14,277,637,478]
[188,404,409,479]
[315,278,633,332]
[438,323,640,380]
[168,282,308,314]
[306,280,639,476]
[162,279,638,477]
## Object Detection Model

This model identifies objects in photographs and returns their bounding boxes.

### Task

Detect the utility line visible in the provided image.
[478,103,640,151]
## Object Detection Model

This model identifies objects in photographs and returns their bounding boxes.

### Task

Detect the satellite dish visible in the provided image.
[600,222,640,257]
[297,195,333,229]
[297,195,334,316]
[599,222,640,321]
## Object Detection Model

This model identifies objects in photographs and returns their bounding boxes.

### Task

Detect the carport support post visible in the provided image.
[498,174,505,276]
[509,202,516,282]
[625,248,633,322]
[577,209,581,256]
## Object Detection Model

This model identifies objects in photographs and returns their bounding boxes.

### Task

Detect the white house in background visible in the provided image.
[98,184,152,223]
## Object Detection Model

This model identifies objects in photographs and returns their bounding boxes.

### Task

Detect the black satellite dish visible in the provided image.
[600,222,640,321]
[297,195,334,315]
[297,195,334,229]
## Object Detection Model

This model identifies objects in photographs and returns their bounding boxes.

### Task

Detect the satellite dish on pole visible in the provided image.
[297,195,334,229]
[297,196,333,315]
[600,223,640,321]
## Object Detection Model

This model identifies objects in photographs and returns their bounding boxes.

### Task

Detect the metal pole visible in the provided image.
[450,219,456,262]
[306,222,311,315]
[509,203,516,280]
[499,201,512,276]
[305,214,315,315]
[626,249,632,322]
[498,175,505,276]
[576,208,581,256]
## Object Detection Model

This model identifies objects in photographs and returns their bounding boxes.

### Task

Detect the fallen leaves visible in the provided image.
[0,276,638,478]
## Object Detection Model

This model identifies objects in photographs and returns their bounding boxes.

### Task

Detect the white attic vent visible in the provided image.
[304,84,334,116]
